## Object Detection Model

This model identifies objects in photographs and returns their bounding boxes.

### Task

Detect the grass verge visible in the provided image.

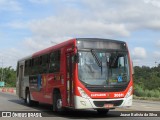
[133,95,160,101]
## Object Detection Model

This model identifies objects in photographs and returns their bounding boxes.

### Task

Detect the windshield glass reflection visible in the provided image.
[78,50,130,86]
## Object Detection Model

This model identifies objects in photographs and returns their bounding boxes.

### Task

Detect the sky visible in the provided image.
[0,0,160,69]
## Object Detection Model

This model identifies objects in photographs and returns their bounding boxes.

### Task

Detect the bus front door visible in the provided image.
[66,53,74,107]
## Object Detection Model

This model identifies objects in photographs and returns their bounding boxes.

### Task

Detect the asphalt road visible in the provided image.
[0,92,159,120]
[125,99,160,111]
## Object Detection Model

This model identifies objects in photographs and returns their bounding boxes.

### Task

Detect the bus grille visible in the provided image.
[93,100,123,107]
[86,84,128,92]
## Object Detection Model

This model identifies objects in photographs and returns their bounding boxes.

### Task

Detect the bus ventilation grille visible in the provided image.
[93,100,123,107]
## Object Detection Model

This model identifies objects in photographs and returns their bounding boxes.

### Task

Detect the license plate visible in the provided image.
[104,104,114,108]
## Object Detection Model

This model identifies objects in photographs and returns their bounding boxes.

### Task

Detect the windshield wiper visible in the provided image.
[91,49,102,75]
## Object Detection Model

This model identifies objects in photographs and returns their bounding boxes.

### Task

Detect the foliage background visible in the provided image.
[0,67,16,87]
[0,65,160,98]
[134,65,160,98]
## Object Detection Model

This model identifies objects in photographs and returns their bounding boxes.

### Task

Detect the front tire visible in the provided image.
[53,93,63,112]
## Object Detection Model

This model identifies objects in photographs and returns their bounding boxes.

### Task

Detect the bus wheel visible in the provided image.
[26,90,33,106]
[97,109,109,115]
[53,93,63,112]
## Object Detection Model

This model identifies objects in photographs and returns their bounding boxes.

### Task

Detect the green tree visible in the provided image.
[0,66,16,87]
[133,65,160,98]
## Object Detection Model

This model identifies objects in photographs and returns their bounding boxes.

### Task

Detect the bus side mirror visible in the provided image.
[74,53,79,63]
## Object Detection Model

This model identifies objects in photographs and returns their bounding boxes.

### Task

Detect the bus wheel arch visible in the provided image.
[24,87,29,103]
[25,87,33,106]
[52,88,63,112]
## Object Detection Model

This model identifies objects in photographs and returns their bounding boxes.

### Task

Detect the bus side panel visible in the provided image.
[60,47,67,107]
[28,74,51,104]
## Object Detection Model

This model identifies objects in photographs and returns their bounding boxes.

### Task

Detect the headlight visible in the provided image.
[125,86,133,98]
[78,87,90,99]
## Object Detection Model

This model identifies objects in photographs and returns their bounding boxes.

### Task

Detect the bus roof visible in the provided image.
[77,38,126,44]
[32,38,76,57]
[18,38,126,61]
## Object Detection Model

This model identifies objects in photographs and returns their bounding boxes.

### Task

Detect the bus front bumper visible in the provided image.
[74,95,132,109]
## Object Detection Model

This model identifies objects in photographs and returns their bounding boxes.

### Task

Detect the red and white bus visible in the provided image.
[16,38,133,114]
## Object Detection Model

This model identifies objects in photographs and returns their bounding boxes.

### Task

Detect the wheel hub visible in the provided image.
[27,94,29,104]
[57,99,62,109]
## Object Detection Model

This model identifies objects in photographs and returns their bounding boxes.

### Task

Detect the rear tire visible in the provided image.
[25,89,33,106]
[97,109,109,115]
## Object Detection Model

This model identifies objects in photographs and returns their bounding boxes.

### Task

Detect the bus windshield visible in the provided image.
[78,50,130,86]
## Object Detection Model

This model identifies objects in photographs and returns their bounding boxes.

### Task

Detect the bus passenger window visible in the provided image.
[24,60,31,76]
[49,50,60,73]
[40,54,49,73]
[33,57,39,75]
